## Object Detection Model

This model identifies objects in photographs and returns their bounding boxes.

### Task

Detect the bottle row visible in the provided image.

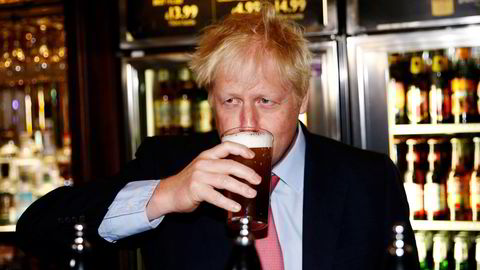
[415,231,480,270]
[393,135,480,221]
[389,47,480,125]
[146,67,215,135]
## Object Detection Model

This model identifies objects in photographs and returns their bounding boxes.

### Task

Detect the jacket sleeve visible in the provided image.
[382,155,420,270]
[15,137,168,259]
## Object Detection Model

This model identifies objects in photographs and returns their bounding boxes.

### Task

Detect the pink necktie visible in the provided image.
[255,175,284,270]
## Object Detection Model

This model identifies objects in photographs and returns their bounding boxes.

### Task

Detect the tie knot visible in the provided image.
[271,175,280,193]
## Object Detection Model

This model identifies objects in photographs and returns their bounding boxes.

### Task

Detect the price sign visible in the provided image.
[214,0,325,32]
[126,0,213,40]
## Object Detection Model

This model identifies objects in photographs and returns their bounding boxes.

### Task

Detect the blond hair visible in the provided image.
[189,2,311,100]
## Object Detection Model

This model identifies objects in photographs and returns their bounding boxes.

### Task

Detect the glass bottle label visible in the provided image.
[451,78,475,122]
[154,99,172,128]
[470,175,480,210]
[194,100,212,133]
[404,182,423,212]
[425,182,445,212]
[447,176,465,210]
[176,98,192,128]
[407,85,428,123]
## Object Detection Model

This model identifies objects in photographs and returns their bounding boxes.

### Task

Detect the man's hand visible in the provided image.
[146,141,261,221]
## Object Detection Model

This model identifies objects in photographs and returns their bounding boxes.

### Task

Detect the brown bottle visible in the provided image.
[424,138,448,220]
[430,53,452,123]
[446,138,472,221]
[407,55,430,124]
[389,53,408,125]
[470,137,480,221]
[153,69,174,135]
[173,67,194,135]
[451,47,477,124]
[403,138,426,220]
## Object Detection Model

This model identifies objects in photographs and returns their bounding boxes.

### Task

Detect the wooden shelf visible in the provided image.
[392,124,480,135]
[411,220,480,231]
[0,225,15,232]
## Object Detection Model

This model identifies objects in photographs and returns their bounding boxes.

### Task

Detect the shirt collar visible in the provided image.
[272,123,306,193]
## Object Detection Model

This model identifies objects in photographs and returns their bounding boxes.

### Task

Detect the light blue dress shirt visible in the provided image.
[98,126,306,270]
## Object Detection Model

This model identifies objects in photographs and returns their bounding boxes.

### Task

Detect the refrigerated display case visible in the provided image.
[347,22,480,265]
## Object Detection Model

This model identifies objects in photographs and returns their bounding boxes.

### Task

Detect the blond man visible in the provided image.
[17,3,418,270]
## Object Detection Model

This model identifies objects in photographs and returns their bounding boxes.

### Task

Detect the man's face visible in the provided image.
[210,58,308,165]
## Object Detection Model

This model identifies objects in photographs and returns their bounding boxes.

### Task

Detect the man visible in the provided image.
[17,3,419,270]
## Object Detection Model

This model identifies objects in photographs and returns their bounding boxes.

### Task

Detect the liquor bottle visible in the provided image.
[385,224,416,270]
[389,53,408,124]
[404,138,425,220]
[225,227,262,269]
[69,223,91,270]
[424,138,448,220]
[153,69,174,135]
[433,232,449,270]
[415,231,431,270]
[471,137,480,221]
[407,55,430,124]
[193,85,213,133]
[447,138,472,221]
[430,52,452,123]
[475,235,480,270]
[174,67,194,135]
[453,232,469,270]
[451,47,477,123]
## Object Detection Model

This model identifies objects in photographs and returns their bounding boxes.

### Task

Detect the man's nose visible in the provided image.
[240,104,259,128]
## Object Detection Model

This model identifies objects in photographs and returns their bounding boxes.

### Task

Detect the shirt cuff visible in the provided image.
[98,180,164,242]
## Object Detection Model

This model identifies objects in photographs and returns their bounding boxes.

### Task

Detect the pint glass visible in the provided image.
[221,127,273,231]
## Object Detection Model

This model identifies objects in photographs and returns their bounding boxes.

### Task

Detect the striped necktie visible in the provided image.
[255,175,284,270]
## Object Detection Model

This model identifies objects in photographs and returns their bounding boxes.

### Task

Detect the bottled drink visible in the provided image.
[447,138,472,221]
[451,48,477,123]
[173,67,194,135]
[404,138,425,220]
[430,53,452,123]
[475,235,480,270]
[433,232,449,270]
[389,53,408,125]
[193,85,213,133]
[415,231,431,270]
[471,137,480,221]
[153,69,174,135]
[225,218,262,270]
[453,232,469,270]
[385,224,417,270]
[69,223,91,270]
[407,55,430,124]
[425,138,448,220]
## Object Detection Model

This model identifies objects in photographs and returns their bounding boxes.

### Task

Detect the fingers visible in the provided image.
[198,185,242,212]
[205,173,257,199]
[194,159,261,185]
[200,141,255,160]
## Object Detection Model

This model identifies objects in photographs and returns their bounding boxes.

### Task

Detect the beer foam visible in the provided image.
[222,131,273,148]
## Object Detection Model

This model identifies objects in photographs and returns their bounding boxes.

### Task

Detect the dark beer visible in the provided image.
[221,129,273,232]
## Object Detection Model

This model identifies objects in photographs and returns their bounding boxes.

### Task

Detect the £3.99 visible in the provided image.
[164,5,199,21]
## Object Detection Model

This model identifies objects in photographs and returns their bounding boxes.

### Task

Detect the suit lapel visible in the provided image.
[302,127,349,270]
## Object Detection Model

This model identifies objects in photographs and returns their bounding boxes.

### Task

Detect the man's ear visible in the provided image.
[299,91,309,114]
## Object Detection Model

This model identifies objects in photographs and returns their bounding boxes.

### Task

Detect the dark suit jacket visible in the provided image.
[16,125,419,270]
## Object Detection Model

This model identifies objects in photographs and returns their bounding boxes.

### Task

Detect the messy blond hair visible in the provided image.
[189,2,311,100]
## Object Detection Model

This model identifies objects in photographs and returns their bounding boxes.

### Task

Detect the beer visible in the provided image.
[425,138,448,220]
[430,53,452,123]
[471,137,480,221]
[451,48,477,123]
[173,67,194,135]
[433,232,450,270]
[447,138,472,221]
[404,138,426,220]
[221,128,273,232]
[389,53,408,124]
[153,69,174,135]
[407,56,429,124]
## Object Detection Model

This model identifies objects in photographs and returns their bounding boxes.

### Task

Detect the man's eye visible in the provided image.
[260,98,272,104]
